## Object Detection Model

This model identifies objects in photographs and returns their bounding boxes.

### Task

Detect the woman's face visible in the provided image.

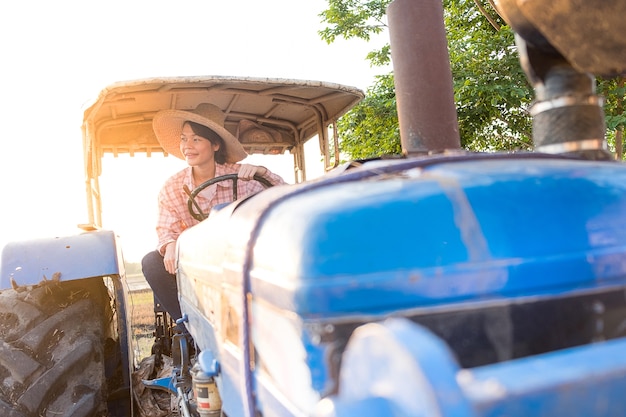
[179,123,220,167]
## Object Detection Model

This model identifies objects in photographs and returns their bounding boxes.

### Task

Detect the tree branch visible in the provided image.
[473,0,501,31]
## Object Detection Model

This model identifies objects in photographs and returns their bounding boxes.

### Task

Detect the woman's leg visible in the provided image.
[141,250,182,320]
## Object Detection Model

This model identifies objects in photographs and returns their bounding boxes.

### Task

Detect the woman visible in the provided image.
[142,103,285,321]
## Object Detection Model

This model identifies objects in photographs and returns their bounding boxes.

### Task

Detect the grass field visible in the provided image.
[127,288,156,363]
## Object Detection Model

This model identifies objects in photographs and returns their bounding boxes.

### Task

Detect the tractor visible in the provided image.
[0,75,362,416]
[4,0,626,416]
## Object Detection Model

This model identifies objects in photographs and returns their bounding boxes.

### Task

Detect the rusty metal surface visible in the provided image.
[495,0,626,77]
[387,0,460,154]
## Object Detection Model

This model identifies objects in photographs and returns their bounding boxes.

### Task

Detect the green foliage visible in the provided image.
[444,2,533,151]
[336,74,401,159]
[319,0,392,44]
[599,77,626,131]
[322,0,626,160]
[599,76,626,160]
[321,0,534,158]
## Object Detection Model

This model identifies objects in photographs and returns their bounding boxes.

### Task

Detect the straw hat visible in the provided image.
[152,103,248,163]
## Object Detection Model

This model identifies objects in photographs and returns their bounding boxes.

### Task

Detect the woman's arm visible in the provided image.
[238,163,286,185]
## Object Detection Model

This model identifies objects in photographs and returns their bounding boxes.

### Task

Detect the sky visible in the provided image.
[0,0,389,262]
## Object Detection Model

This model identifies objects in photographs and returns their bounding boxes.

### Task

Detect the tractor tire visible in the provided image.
[0,276,114,417]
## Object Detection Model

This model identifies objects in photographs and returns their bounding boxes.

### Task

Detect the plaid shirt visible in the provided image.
[155,163,285,253]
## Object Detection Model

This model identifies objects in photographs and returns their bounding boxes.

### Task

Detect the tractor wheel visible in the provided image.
[0,277,114,417]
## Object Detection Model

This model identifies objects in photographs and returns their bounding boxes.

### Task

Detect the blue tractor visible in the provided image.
[0,75,362,417]
[3,0,626,416]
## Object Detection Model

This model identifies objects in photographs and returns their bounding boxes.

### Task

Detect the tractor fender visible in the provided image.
[0,229,123,290]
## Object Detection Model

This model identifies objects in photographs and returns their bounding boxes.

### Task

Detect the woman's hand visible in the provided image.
[238,164,267,180]
[163,241,177,275]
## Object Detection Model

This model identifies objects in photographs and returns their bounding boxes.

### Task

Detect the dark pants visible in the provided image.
[142,250,182,321]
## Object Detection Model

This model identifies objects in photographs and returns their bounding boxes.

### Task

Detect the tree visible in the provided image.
[337,74,401,159]
[445,1,533,151]
[320,0,534,159]
[319,0,393,67]
[599,77,626,159]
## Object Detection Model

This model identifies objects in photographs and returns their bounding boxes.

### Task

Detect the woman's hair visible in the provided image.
[184,121,227,164]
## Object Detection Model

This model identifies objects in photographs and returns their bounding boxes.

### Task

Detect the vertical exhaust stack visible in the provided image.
[387,0,461,155]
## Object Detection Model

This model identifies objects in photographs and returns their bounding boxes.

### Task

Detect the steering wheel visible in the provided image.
[186,173,273,221]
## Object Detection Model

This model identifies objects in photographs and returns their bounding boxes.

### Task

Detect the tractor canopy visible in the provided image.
[81,76,364,228]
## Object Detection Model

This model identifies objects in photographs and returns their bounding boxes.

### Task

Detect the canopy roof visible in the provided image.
[82,76,364,158]
[80,76,364,228]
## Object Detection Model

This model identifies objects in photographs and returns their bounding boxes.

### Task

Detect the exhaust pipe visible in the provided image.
[517,38,610,160]
[387,0,461,155]
[388,0,613,160]
[495,0,612,160]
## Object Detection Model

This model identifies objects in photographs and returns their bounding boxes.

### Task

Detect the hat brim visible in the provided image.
[152,109,247,163]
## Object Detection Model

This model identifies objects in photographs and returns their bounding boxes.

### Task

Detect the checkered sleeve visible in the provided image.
[243,167,285,195]
[155,171,190,253]
[154,164,286,253]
